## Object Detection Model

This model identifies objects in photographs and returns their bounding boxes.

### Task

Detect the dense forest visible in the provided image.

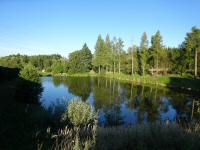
[0,27,200,77]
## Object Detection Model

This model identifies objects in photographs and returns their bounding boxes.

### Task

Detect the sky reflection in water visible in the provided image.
[40,77,194,126]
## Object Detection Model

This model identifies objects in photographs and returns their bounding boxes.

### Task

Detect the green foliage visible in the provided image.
[0,27,200,77]
[81,43,93,71]
[126,45,138,74]
[150,31,163,71]
[20,64,40,82]
[183,26,200,76]
[105,34,112,68]
[0,54,67,73]
[29,54,62,70]
[68,43,92,73]
[184,27,200,54]
[51,61,64,74]
[17,64,43,103]
[93,35,122,73]
[140,32,149,75]
[63,99,95,126]
[0,54,28,69]
[92,35,107,72]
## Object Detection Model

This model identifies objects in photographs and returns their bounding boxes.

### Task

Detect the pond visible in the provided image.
[40,76,199,126]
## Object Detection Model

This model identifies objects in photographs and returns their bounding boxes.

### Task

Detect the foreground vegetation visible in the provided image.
[0,66,49,150]
[47,122,200,150]
[43,100,200,150]
[1,66,200,149]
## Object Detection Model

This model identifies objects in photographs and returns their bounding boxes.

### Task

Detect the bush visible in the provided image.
[16,64,42,103]
[62,99,95,126]
[20,64,40,82]
[51,62,64,74]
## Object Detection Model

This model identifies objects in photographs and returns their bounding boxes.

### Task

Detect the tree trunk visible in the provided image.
[114,62,115,74]
[142,66,145,76]
[131,55,134,75]
[195,49,198,77]
[98,66,101,74]
[156,53,159,75]
[119,61,121,74]
[119,53,121,74]
[112,80,115,95]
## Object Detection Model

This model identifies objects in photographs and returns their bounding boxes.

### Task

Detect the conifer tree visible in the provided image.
[150,31,163,75]
[140,32,148,75]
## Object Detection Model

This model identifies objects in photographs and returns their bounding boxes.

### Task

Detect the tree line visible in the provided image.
[0,27,199,77]
[92,27,200,77]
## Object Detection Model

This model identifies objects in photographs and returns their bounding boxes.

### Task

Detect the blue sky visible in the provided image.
[0,0,200,57]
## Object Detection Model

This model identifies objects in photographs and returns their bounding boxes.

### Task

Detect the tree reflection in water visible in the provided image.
[41,76,200,126]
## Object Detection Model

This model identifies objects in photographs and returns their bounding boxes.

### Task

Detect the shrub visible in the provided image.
[16,64,42,103]
[49,124,96,150]
[63,99,95,126]
[20,64,40,82]
[51,62,64,74]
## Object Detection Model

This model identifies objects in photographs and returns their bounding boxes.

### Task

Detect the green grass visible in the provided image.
[48,122,200,150]
[39,71,52,76]
[94,123,200,150]
[55,72,200,92]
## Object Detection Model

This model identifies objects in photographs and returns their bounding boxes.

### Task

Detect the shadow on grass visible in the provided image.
[166,77,200,96]
[0,66,43,104]
[0,66,53,150]
[94,123,200,150]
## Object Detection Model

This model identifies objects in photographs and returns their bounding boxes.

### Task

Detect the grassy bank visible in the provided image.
[95,123,200,150]
[48,122,200,150]
[103,73,200,92]
[41,72,200,92]
[46,100,200,150]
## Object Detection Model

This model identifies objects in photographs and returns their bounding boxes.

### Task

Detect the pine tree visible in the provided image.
[105,34,112,73]
[81,43,92,72]
[140,32,148,75]
[184,27,200,77]
[116,38,124,74]
[150,31,163,75]
[128,45,137,75]
[93,35,107,73]
[68,43,92,73]
[111,37,118,74]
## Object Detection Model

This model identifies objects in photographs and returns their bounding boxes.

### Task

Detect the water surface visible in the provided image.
[40,76,198,126]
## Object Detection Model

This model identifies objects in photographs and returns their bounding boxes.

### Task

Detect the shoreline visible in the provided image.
[40,72,200,93]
